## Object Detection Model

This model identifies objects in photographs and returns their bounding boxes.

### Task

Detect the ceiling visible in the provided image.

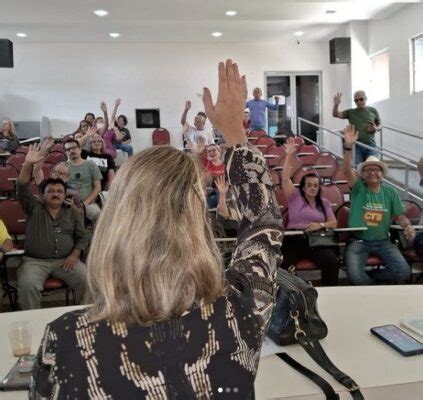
[0,0,418,43]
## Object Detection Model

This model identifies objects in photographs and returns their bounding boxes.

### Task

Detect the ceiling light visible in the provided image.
[225,10,237,16]
[212,32,222,38]
[325,10,336,14]
[16,33,27,38]
[109,32,120,38]
[294,31,304,37]
[94,10,109,17]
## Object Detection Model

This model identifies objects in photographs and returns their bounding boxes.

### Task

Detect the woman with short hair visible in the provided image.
[31,60,282,399]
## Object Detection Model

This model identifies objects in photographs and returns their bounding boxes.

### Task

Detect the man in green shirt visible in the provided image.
[333,90,381,165]
[343,125,415,285]
[16,144,90,309]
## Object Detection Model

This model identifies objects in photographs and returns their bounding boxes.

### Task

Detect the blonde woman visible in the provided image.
[0,118,19,152]
[86,133,116,190]
[30,60,283,399]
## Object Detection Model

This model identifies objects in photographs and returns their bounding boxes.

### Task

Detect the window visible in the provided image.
[411,34,423,94]
[369,50,390,102]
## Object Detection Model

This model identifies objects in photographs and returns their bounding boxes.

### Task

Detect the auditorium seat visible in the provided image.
[0,165,18,197]
[297,144,320,166]
[255,135,276,154]
[265,145,286,169]
[292,167,319,185]
[44,151,67,165]
[152,128,170,146]
[320,184,344,213]
[6,154,26,173]
[314,152,339,181]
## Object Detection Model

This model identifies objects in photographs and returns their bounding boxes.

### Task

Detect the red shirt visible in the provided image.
[204,160,225,177]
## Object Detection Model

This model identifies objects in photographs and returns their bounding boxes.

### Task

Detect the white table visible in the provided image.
[1,286,423,399]
[256,285,423,399]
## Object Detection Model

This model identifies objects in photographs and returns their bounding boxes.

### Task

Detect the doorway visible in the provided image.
[265,72,321,141]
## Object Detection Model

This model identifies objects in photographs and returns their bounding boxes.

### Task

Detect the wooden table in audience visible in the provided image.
[0,286,423,399]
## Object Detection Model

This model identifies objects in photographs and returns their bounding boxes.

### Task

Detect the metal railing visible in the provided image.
[297,117,422,203]
[379,125,422,164]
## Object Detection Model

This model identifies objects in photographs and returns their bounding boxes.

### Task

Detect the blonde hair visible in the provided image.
[87,146,226,324]
[89,133,106,153]
[2,118,17,138]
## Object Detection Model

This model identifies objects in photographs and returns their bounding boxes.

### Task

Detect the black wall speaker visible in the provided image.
[0,39,14,68]
[329,38,351,64]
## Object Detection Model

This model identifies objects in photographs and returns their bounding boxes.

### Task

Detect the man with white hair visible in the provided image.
[333,90,381,164]
[181,100,214,148]
[342,125,415,285]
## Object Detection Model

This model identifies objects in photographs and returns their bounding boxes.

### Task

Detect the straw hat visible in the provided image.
[357,156,388,176]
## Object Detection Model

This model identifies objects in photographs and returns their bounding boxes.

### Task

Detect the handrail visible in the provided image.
[381,125,422,140]
[297,117,422,202]
[297,117,417,169]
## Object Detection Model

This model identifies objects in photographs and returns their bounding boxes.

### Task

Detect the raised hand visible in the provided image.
[333,92,342,106]
[25,143,46,165]
[40,137,54,156]
[367,122,377,133]
[203,59,247,146]
[344,125,358,147]
[215,175,229,195]
[87,126,97,137]
[185,100,191,111]
[284,137,297,155]
[100,101,107,113]
[190,136,206,155]
[115,98,121,107]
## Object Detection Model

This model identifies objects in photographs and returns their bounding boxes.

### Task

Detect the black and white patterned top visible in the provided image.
[30,143,283,400]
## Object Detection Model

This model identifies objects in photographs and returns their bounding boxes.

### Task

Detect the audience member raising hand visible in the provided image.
[30,59,282,399]
[281,136,339,285]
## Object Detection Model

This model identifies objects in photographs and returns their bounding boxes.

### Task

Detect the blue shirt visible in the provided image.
[246,99,279,129]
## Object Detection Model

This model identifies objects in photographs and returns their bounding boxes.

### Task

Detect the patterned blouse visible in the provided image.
[30,143,283,399]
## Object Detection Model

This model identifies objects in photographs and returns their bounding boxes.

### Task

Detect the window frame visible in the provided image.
[410,33,423,95]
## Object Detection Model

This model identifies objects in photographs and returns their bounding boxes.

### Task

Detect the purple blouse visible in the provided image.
[286,188,335,230]
[103,129,117,159]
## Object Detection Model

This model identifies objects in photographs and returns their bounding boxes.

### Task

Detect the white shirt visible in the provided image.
[185,126,215,145]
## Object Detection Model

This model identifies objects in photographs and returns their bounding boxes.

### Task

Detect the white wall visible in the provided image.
[368,3,423,160]
[0,40,336,151]
[325,25,352,156]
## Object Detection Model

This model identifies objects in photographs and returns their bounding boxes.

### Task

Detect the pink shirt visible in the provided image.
[286,188,334,230]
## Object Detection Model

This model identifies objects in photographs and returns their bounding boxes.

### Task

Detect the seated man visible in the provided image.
[64,139,102,223]
[343,125,415,285]
[16,144,90,310]
[181,100,214,147]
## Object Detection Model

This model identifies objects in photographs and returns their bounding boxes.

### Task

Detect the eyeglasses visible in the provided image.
[64,146,78,152]
[363,168,382,174]
[354,97,365,103]
[53,172,69,177]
